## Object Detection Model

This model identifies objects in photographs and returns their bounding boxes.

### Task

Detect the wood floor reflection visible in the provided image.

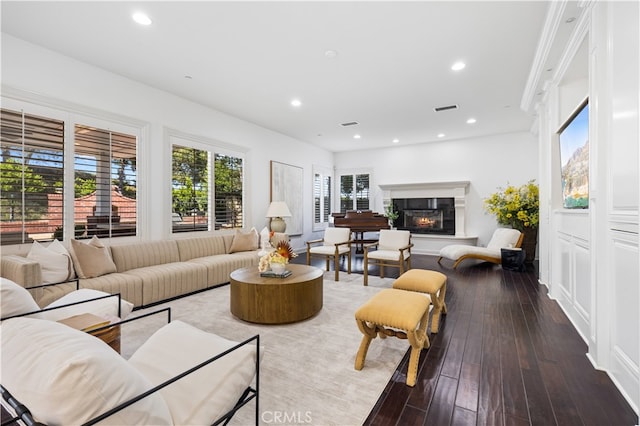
[294,251,638,426]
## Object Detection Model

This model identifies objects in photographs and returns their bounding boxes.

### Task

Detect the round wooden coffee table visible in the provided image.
[230,264,323,324]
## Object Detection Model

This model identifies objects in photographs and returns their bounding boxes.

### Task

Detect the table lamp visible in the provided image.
[266,201,291,233]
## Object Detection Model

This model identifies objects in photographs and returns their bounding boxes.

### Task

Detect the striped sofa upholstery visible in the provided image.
[1,234,260,308]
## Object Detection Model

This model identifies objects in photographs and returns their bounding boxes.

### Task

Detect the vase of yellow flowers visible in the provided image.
[258,240,297,273]
[484,180,539,262]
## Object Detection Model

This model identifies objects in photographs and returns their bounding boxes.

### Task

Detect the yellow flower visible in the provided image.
[484,180,539,231]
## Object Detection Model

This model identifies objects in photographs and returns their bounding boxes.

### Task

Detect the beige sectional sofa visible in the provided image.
[1,233,260,308]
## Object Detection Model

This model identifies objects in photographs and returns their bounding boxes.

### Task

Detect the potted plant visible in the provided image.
[384,204,399,228]
[484,180,539,262]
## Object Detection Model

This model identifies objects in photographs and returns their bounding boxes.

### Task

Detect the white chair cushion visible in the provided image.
[323,227,351,246]
[128,320,258,425]
[368,249,411,261]
[439,245,501,260]
[378,229,410,250]
[42,288,134,322]
[309,245,351,256]
[0,317,172,425]
[0,278,42,319]
[486,228,522,250]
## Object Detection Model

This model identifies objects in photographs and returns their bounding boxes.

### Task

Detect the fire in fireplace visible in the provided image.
[392,198,455,235]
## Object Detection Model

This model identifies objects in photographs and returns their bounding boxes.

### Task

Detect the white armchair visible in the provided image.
[0,277,133,322]
[437,228,523,269]
[1,317,259,425]
[363,229,413,286]
[306,227,352,281]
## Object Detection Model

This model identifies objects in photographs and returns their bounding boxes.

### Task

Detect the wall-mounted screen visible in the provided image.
[558,98,589,209]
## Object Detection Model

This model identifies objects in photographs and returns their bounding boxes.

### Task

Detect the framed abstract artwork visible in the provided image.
[270,160,303,235]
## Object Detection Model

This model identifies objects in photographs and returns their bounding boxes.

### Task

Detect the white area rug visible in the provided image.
[121,271,405,425]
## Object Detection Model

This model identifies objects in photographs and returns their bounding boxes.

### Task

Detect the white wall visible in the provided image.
[537,1,639,413]
[334,132,539,247]
[1,34,333,252]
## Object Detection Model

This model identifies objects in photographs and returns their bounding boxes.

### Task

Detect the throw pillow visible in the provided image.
[47,239,77,279]
[0,278,42,319]
[69,236,117,279]
[43,289,134,322]
[1,317,172,425]
[128,320,258,425]
[228,228,259,253]
[26,240,72,284]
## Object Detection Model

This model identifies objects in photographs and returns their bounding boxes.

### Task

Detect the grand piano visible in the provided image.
[332,210,390,253]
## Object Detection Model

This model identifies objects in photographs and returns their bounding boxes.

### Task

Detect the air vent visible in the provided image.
[434,104,459,112]
[340,121,359,127]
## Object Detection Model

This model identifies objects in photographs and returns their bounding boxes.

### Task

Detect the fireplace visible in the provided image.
[392,197,455,235]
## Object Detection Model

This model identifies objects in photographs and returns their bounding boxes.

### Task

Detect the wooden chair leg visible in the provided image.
[334,255,339,281]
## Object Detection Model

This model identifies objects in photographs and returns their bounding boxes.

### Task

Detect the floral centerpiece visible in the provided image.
[484,180,539,231]
[484,180,539,262]
[258,240,297,273]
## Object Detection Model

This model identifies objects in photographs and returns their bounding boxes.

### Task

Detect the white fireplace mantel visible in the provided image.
[378,181,476,254]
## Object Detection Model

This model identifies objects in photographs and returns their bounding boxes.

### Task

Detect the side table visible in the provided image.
[58,313,121,353]
[501,248,526,272]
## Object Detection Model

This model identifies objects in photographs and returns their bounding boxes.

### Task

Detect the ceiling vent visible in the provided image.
[434,104,459,112]
[340,121,359,127]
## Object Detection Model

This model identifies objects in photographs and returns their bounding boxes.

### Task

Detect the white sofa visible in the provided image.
[1,231,262,308]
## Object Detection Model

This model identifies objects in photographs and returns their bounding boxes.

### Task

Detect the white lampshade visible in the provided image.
[266,201,292,218]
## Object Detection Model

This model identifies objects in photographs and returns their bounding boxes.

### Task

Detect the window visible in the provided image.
[0,109,64,244]
[313,166,332,231]
[171,142,244,233]
[339,173,370,212]
[74,124,137,238]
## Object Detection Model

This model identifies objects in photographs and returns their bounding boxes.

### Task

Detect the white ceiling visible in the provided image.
[1,1,553,152]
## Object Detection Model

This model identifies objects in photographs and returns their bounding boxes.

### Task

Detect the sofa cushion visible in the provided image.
[110,240,180,273]
[128,320,257,425]
[176,235,227,261]
[26,240,73,284]
[0,317,173,425]
[123,262,208,306]
[69,236,117,279]
[228,228,259,253]
[0,278,42,319]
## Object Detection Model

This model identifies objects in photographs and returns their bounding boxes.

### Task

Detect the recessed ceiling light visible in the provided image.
[392,138,399,144]
[325,50,338,59]
[132,12,152,26]
[184,75,193,80]
[437,133,446,138]
[353,134,361,139]
[451,61,466,71]
[565,17,576,23]
[466,118,477,124]
[291,99,302,107]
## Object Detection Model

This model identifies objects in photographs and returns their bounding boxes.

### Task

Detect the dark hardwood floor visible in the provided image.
[294,251,638,426]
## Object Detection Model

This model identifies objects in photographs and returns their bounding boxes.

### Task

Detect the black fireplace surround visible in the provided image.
[391,197,455,235]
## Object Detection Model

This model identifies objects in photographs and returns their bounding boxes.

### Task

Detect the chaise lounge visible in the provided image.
[437,228,523,269]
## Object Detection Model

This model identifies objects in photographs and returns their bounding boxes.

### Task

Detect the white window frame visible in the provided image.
[312,165,333,231]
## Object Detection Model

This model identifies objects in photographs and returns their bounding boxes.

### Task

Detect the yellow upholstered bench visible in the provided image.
[354,288,430,387]
[392,269,447,334]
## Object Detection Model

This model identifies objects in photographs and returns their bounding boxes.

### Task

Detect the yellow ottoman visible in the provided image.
[354,288,430,387]
[392,269,447,334]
